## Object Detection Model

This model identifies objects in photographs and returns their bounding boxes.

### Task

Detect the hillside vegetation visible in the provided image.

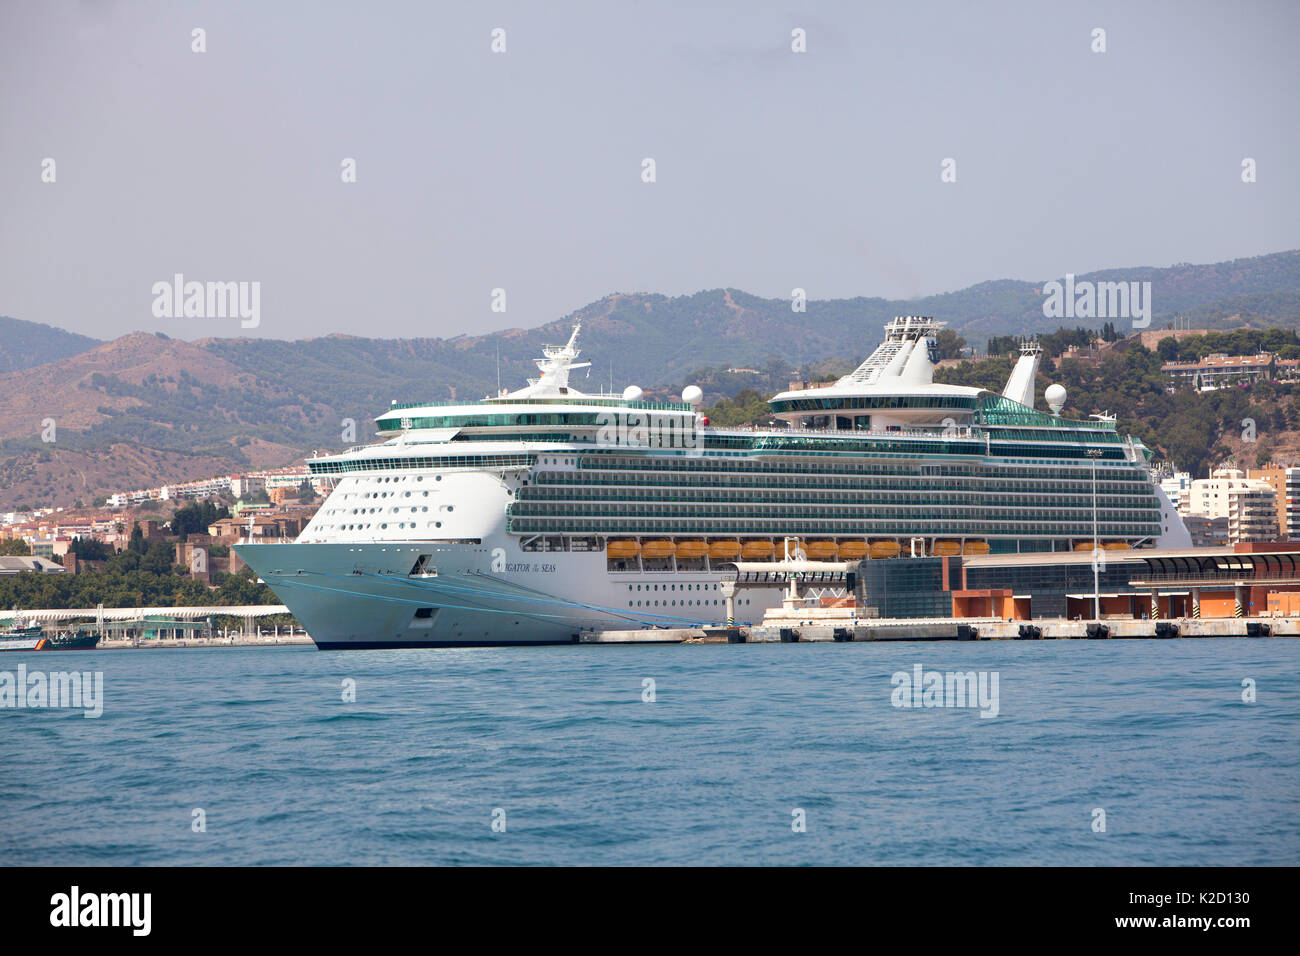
[4,249,1300,505]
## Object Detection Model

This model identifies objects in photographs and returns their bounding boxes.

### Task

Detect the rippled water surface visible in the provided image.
[2,640,1297,865]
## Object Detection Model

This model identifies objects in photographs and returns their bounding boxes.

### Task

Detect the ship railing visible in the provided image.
[712,424,981,440]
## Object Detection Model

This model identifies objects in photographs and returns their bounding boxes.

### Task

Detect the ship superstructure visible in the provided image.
[236,317,1188,647]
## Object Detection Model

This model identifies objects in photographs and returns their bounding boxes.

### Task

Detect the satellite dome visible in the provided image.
[1045,383,1067,415]
[681,385,703,406]
[622,385,644,402]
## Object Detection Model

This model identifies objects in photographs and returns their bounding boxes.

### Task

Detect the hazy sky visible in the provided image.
[1,0,1297,342]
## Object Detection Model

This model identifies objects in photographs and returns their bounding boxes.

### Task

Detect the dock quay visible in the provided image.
[579,616,1299,644]
[97,635,314,650]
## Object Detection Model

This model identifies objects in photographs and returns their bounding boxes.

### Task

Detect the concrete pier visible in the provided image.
[577,616,1300,644]
[97,634,315,650]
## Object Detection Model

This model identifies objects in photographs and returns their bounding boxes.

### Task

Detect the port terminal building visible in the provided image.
[851,542,1300,620]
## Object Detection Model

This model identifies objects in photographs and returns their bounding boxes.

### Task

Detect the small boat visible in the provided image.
[803,540,839,560]
[837,541,869,560]
[0,615,44,652]
[869,540,901,559]
[740,540,775,559]
[673,540,709,559]
[932,540,962,557]
[607,539,641,558]
[640,539,676,559]
[41,629,100,651]
[962,541,990,555]
[708,540,742,560]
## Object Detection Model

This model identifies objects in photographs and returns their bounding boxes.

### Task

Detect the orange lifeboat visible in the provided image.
[709,540,742,560]
[962,540,990,555]
[869,540,901,560]
[607,539,640,559]
[1074,541,1096,552]
[932,540,961,557]
[674,540,709,559]
[741,539,776,560]
[837,540,868,560]
[640,539,676,559]
[1103,541,1131,551]
[804,540,839,560]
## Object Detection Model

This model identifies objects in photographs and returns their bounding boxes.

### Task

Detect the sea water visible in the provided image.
[1,639,1296,865]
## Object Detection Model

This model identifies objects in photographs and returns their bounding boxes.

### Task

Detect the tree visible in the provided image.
[171,501,230,540]
[0,539,32,556]
[69,537,112,560]
[933,329,967,360]
[140,540,177,576]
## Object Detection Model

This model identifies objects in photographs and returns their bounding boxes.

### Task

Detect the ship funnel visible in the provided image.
[898,334,935,384]
[1001,338,1042,408]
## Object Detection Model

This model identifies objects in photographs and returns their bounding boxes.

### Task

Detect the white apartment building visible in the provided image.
[1186,468,1279,543]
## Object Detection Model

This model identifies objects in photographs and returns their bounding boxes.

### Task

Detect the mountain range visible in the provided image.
[3,249,1300,509]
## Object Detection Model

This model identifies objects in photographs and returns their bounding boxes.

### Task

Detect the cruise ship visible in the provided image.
[235,317,1189,648]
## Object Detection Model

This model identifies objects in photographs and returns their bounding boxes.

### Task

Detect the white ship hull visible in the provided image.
[236,538,784,649]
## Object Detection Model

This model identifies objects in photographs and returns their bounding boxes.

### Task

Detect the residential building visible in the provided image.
[1186,468,1279,544]
[1161,353,1276,390]
[1182,515,1230,548]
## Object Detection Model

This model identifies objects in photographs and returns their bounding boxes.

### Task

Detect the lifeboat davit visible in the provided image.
[607,539,640,559]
